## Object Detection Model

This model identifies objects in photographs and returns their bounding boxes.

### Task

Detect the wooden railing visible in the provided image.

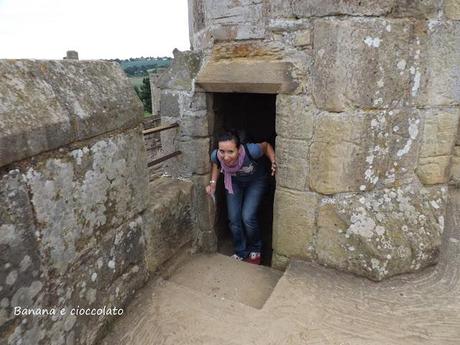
[142,120,181,167]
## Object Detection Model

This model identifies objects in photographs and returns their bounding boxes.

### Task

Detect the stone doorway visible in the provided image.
[211,92,276,266]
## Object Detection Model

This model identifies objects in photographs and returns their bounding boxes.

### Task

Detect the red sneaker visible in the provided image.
[247,252,261,265]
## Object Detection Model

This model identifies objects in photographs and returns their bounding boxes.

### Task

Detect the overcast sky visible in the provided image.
[0,0,190,60]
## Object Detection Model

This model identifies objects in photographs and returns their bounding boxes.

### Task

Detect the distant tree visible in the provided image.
[139,77,152,114]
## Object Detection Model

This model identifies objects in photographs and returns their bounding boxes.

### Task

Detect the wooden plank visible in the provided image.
[143,123,179,135]
[147,151,181,167]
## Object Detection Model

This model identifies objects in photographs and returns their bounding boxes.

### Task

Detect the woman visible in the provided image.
[205,131,276,265]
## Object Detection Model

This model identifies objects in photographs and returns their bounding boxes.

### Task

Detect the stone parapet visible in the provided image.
[0,59,143,168]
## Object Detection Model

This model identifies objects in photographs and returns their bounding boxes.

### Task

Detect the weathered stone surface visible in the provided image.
[445,0,460,20]
[191,175,217,241]
[269,0,395,18]
[0,170,43,329]
[148,71,162,116]
[0,60,143,168]
[176,137,210,176]
[271,252,289,271]
[275,94,314,140]
[143,178,193,272]
[275,137,309,191]
[450,146,460,184]
[416,109,460,184]
[188,0,205,35]
[316,183,447,281]
[24,128,149,275]
[180,115,209,138]
[391,0,441,18]
[417,156,452,184]
[416,21,460,106]
[292,30,311,47]
[310,109,422,194]
[5,217,148,345]
[157,50,202,91]
[272,188,318,260]
[204,0,265,40]
[267,18,310,33]
[159,91,181,118]
[210,41,284,61]
[309,112,367,194]
[312,18,412,111]
[180,92,207,113]
[179,93,209,138]
[196,60,298,94]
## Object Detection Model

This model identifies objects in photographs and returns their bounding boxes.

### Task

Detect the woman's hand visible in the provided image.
[271,161,277,176]
[205,183,216,196]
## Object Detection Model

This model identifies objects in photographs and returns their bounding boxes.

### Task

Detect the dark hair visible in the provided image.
[217,130,241,148]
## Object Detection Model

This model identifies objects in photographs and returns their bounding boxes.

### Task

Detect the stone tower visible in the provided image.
[155,0,460,281]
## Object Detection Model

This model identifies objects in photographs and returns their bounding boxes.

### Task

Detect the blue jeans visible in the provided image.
[226,177,267,258]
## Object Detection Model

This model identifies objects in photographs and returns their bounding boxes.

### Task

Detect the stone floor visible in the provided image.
[99,190,460,345]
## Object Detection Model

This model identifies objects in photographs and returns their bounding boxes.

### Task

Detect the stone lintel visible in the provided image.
[196,60,297,94]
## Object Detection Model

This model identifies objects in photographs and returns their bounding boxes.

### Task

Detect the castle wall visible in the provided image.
[0,60,193,344]
[180,0,460,280]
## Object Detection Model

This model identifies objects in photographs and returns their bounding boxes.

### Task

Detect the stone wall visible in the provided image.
[181,0,460,280]
[156,49,217,253]
[0,60,189,344]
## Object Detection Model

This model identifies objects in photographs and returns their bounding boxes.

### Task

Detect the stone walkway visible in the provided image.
[100,190,460,345]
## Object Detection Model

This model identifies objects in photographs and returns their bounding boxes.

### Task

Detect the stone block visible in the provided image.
[312,18,412,111]
[309,112,367,194]
[157,50,202,91]
[191,174,216,236]
[292,0,394,17]
[211,41,284,61]
[271,252,289,271]
[391,0,441,18]
[445,0,460,20]
[143,177,194,272]
[316,183,447,281]
[450,147,460,183]
[418,109,459,158]
[180,92,207,113]
[416,109,459,184]
[177,137,211,176]
[272,188,318,260]
[293,30,311,47]
[267,19,310,33]
[417,156,451,185]
[24,128,149,275]
[36,218,147,345]
[204,0,265,40]
[0,170,43,329]
[416,21,460,106]
[269,0,395,17]
[276,94,315,140]
[180,115,209,137]
[196,60,298,94]
[0,60,143,168]
[188,0,205,34]
[310,109,423,194]
[160,91,181,118]
[275,137,309,191]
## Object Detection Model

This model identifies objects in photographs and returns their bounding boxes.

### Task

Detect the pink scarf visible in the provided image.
[217,146,246,194]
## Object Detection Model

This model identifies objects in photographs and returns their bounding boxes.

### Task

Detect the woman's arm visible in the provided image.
[258,142,277,176]
[205,163,220,195]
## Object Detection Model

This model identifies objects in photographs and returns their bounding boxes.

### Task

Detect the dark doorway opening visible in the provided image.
[211,93,276,266]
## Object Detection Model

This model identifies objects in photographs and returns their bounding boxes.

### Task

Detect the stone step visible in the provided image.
[168,253,284,309]
[99,277,260,345]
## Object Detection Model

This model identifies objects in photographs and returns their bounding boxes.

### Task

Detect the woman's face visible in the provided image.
[218,140,239,165]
